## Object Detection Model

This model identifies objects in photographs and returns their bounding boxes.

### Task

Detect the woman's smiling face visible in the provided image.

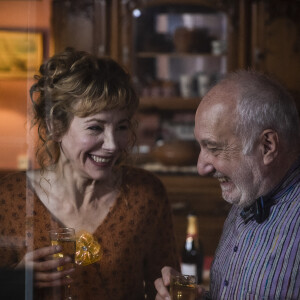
[59,109,131,181]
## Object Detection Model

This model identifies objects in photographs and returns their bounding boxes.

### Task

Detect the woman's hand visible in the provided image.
[16,245,75,288]
[154,266,207,300]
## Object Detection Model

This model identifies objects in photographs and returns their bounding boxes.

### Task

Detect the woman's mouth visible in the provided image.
[89,154,112,165]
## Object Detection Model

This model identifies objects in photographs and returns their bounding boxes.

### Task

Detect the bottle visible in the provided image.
[180,213,204,283]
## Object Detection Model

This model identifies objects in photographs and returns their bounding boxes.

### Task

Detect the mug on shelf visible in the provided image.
[179,74,196,98]
[197,73,211,98]
[211,40,227,55]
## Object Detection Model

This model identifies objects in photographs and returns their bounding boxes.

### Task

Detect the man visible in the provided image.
[154,70,300,299]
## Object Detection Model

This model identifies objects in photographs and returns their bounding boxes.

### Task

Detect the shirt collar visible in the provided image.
[240,155,300,224]
[265,155,300,201]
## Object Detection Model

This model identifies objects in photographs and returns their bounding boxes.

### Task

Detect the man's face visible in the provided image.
[194,85,263,207]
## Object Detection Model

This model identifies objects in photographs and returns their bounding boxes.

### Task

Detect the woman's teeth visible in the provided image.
[90,155,110,163]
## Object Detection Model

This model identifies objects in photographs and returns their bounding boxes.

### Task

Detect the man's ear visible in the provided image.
[259,129,279,165]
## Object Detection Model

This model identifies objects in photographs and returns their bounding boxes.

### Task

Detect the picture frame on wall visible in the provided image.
[0,29,47,79]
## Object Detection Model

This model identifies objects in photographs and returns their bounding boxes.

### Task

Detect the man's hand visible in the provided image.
[154,266,181,300]
[154,266,207,300]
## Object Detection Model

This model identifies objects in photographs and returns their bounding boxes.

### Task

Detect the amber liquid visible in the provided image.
[170,282,197,300]
[51,239,76,270]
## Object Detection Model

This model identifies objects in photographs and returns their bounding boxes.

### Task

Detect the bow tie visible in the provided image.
[240,196,273,224]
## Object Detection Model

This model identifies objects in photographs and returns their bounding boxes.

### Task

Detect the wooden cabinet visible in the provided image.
[121,1,232,102]
[130,6,228,101]
[52,0,300,103]
[249,0,300,107]
[52,0,110,57]
[51,0,239,117]
[115,1,238,163]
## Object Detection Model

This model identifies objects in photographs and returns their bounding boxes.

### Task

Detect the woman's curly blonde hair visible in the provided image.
[30,48,139,170]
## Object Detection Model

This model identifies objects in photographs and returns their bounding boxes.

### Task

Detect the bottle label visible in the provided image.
[181,263,197,276]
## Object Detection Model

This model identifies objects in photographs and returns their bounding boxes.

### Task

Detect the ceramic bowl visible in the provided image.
[151,140,199,166]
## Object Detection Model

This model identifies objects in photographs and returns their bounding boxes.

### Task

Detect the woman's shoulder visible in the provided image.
[121,166,167,202]
[0,171,27,209]
[122,165,163,186]
[0,171,27,188]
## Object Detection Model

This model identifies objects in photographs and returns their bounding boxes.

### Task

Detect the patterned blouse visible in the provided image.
[209,158,300,300]
[0,166,180,300]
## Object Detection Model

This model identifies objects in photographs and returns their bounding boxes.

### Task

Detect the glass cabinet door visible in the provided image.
[129,4,228,103]
[120,2,230,169]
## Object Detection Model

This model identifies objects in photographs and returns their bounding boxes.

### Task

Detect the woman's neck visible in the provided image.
[43,158,121,210]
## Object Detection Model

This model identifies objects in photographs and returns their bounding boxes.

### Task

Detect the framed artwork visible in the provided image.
[0,29,47,79]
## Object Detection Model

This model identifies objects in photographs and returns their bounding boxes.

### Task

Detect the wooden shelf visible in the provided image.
[141,0,221,11]
[137,52,226,58]
[139,96,201,110]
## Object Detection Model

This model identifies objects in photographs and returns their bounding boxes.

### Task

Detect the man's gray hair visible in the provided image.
[222,70,300,154]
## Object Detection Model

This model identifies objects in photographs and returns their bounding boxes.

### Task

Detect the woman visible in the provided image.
[0,48,179,299]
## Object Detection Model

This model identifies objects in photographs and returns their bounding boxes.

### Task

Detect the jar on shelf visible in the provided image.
[173,27,194,53]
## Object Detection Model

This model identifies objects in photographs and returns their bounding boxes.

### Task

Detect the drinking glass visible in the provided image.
[49,227,76,300]
[170,274,197,300]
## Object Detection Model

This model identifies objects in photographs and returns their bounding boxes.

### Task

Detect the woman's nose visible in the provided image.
[197,152,215,176]
[103,131,117,151]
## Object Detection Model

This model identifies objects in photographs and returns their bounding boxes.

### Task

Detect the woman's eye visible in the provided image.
[87,126,103,131]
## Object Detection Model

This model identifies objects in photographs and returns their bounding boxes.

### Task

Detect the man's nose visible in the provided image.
[197,151,215,176]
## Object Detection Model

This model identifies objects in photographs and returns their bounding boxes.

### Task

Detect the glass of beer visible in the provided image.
[170,274,197,300]
[49,227,76,300]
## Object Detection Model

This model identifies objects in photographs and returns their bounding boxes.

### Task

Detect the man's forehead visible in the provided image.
[197,100,232,123]
[197,82,238,121]
[202,80,239,105]
[195,97,238,142]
